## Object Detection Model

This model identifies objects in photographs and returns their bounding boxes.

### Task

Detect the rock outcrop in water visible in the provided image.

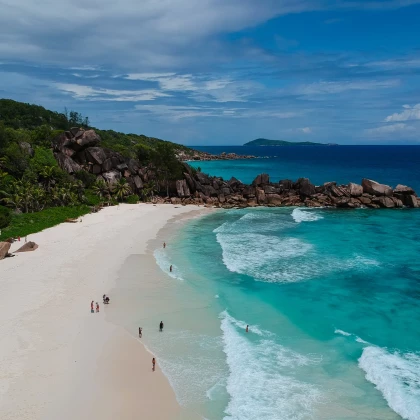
[151,170,419,209]
[52,128,419,210]
[177,150,257,161]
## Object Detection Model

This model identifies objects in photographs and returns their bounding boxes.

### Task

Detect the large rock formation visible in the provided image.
[348,182,363,197]
[53,128,142,194]
[50,128,419,210]
[362,179,393,197]
[15,241,38,252]
[176,180,191,198]
[0,242,11,260]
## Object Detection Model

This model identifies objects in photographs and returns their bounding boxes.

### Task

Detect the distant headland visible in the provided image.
[244,138,338,146]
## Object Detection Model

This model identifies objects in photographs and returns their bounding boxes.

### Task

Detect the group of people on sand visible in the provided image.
[90,300,100,313]
[90,294,111,313]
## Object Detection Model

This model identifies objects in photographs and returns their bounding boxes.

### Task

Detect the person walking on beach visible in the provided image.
[91,301,94,313]
[96,302,99,313]
[246,325,249,333]
[163,242,166,248]
[139,327,142,338]
[159,321,164,332]
[170,265,173,273]
[152,357,156,371]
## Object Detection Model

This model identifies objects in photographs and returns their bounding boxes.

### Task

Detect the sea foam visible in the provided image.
[359,346,420,420]
[153,248,184,281]
[215,232,312,283]
[334,329,352,337]
[220,311,322,420]
[292,208,324,223]
[214,211,294,235]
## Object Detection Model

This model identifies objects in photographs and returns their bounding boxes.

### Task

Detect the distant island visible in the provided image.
[244,138,337,146]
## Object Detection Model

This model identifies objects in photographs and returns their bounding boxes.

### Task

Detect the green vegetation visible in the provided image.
[244,138,326,146]
[97,129,192,160]
[0,99,89,130]
[0,98,195,239]
[0,205,11,229]
[0,205,90,241]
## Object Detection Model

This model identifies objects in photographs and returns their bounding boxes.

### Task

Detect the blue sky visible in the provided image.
[1,0,420,145]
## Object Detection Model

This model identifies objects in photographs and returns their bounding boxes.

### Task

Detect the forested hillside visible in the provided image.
[0,99,194,238]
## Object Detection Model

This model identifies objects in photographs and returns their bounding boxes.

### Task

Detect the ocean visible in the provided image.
[150,146,420,420]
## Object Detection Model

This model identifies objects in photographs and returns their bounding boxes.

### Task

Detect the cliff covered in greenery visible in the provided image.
[0,99,195,238]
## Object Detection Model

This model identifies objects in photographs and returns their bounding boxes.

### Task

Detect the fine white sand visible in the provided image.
[0,203,206,420]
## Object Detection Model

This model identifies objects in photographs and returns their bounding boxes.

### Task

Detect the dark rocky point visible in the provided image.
[51,128,420,210]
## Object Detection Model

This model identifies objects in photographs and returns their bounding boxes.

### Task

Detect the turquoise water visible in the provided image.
[153,207,420,420]
[150,147,420,419]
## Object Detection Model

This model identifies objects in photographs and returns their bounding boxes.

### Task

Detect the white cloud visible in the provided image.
[69,65,100,71]
[55,83,170,101]
[0,0,418,70]
[367,59,420,69]
[297,79,399,95]
[300,127,312,134]
[385,103,420,122]
[72,73,100,79]
[126,73,176,81]
[366,123,415,136]
[134,104,298,121]
[124,72,259,102]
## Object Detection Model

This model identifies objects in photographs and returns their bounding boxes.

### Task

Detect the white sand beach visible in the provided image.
[0,204,207,420]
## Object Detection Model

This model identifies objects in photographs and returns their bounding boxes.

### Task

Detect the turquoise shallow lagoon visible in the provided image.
[152,207,420,419]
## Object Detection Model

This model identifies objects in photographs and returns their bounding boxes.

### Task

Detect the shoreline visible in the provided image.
[0,203,212,420]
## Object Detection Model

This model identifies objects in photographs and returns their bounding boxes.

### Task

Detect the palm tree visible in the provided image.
[141,181,157,202]
[49,186,61,206]
[111,178,132,202]
[2,192,23,211]
[10,180,34,213]
[31,187,46,212]
[39,166,56,191]
[0,157,8,171]
[68,180,84,202]
[92,179,109,200]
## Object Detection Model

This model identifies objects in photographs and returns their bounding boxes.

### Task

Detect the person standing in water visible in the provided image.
[169,265,173,273]
[139,327,142,338]
[163,242,166,249]
[152,357,156,371]
[159,321,164,332]
[246,325,249,333]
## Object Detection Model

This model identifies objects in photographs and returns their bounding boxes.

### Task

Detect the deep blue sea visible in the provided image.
[151,146,420,420]
[189,145,420,191]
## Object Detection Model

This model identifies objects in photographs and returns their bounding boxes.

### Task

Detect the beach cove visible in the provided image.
[1,198,420,419]
[0,203,211,420]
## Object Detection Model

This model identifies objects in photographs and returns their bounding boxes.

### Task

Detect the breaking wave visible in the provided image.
[153,248,184,281]
[220,311,322,420]
[359,347,420,420]
[292,208,324,223]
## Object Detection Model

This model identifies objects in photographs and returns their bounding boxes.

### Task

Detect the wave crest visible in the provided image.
[359,346,420,420]
[153,248,184,281]
[292,208,324,223]
[220,311,322,420]
[216,232,312,283]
